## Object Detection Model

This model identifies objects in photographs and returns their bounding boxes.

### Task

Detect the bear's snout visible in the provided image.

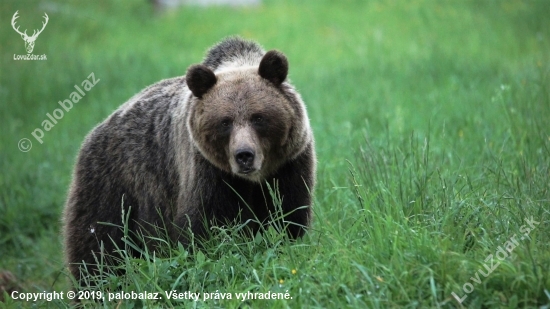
[229,126,264,180]
[235,148,255,172]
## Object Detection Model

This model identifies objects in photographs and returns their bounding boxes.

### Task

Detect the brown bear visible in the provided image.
[63,37,316,287]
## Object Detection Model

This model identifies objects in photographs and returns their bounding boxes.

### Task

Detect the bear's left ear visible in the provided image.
[186,64,217,98]
[259,50,288,86]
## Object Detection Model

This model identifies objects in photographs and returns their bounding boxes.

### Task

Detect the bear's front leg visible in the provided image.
[265,144,315,239]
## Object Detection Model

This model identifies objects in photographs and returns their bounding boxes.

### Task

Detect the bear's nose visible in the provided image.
[235,149,255,169]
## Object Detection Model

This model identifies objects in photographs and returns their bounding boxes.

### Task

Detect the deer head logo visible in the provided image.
[11,11,49,54]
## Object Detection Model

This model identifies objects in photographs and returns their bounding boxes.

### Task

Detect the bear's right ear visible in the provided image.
[259,50,288,86]
[186,65,217,98]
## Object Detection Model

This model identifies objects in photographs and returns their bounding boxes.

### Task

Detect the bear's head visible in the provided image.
[186,50,311,182]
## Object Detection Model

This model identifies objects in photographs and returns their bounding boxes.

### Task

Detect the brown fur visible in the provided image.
[63,37,316,287]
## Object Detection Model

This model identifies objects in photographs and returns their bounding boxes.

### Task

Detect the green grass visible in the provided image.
[1,0,549,307]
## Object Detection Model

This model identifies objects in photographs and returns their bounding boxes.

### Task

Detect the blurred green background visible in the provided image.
[1,0,549,307]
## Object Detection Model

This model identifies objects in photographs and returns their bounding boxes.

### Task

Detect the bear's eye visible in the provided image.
[251,115,264,125]
[221,119,232,127]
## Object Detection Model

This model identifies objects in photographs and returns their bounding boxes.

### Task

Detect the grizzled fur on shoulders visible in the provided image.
[63,37,316,290]
[202,36,265,71]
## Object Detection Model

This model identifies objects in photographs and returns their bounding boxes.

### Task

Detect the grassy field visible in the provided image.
[1,0,549,308]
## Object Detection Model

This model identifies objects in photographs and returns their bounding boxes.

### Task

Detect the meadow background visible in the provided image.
[1,0,549,308]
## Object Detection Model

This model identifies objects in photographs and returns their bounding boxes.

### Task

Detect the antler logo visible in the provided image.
[11,11,49,54]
